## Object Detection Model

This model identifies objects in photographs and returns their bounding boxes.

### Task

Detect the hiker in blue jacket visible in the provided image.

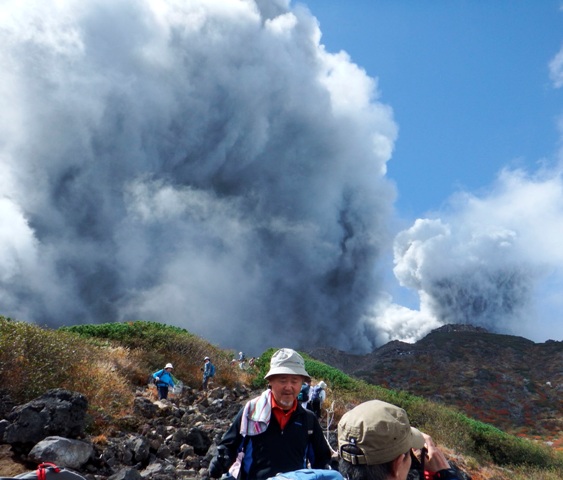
[208,348,332,480]
[202,356,215,390]
[152,363,175,400]
[307,381,327,419]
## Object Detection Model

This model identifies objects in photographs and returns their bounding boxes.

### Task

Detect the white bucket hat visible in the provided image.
[165,363,174,369]
[264,348,310,382]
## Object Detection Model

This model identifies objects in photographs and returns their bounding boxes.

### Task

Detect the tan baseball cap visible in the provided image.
[264,348,311,382]
[338,400,425,465]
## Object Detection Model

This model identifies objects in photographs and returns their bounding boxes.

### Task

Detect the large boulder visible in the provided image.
[3,389,88,447]
[28,436,94,469]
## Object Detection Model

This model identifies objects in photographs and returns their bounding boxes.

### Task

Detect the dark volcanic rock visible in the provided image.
[3,389,88,447]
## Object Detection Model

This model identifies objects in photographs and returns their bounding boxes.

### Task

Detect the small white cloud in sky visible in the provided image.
[549,45,563,88]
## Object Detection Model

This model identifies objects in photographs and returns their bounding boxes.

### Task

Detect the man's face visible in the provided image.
[268,375,303,408]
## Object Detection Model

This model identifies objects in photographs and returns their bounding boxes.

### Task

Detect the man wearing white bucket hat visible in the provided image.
[208,348,332,479]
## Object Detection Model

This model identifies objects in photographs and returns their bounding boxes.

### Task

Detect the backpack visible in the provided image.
[310,385,322,402]
[297,383,310,402]
[268,469,343,480]
[209,363,216,377]
[0,463,87,480]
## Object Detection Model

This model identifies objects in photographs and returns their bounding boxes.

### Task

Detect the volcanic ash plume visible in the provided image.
[388,167,563,343]
[0,0,397,352]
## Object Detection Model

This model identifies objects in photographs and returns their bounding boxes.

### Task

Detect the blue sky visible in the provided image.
[300,0,563,219]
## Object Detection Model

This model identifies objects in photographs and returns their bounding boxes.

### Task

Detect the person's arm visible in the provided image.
[153,369,163,381]
[307,413,332,468]
[209,409,243,478]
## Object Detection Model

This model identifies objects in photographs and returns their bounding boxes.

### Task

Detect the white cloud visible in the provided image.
[383,167,563,343]
[549,45,563,88]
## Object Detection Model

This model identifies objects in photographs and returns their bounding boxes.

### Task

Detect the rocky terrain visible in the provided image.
[0,385,475,480]
[0,386,258,479]
[307,325,563,449]
[0,324,561,480]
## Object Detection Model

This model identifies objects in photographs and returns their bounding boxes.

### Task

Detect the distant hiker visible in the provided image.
[202,356,216,390]
[338,400,463,480]
[249,356,256,367]
[152,363,175,400]
[297,381,310,409]
[208,348,331,480]
[307,380,327,418]
[238,351,247,369]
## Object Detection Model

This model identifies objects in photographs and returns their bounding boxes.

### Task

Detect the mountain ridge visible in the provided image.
[307,324,563,449]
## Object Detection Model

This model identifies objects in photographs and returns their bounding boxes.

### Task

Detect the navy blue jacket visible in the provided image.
[219,402,331,480]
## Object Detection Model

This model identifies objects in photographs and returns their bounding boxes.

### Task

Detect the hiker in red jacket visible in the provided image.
[208,348,332,480]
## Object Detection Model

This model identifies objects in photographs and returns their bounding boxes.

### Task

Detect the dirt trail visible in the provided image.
[0,445,29,476]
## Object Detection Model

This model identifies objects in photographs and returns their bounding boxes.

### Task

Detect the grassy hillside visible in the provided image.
[0,317,562,480]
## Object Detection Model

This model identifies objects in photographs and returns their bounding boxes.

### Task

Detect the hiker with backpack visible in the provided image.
[307,381,327,419]
[337,400,463,480]
[208,348,332,480]
[238,351,247,369]
[152,363,175,400]
[297,381,311,409]
[202,356,216,390]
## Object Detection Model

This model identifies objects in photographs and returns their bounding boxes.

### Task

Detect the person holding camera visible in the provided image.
[338,400,462,480]
[208,348,331,480]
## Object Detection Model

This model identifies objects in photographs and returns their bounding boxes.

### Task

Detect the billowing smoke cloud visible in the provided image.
[375,166,563,344]
[0,0,397,353]
[368,42,563,346]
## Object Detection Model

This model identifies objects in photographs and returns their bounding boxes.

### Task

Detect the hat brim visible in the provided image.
[410,427,425,450]
[265,367,310,382]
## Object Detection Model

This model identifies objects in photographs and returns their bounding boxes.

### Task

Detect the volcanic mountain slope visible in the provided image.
[308,325,563,448]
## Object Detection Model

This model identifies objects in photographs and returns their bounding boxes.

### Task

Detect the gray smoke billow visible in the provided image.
[2,0,562,353]
[386,166,563,344]
[374,44,563,345]
[0,0,397,353]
